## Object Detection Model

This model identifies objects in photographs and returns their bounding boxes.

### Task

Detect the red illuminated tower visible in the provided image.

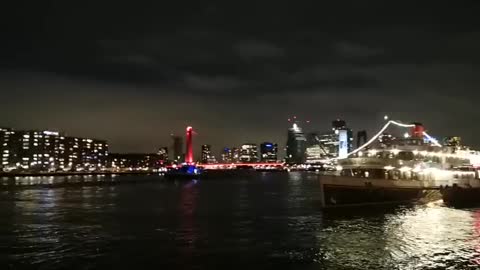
[185,126,194,164]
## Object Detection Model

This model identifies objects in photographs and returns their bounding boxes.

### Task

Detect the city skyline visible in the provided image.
[2,2,480,152]
[1,117,461,164]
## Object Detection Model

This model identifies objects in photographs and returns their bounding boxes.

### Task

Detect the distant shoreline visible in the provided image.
[0,171,156,178]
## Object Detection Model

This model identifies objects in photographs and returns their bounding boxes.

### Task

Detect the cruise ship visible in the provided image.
[319,122,480,207]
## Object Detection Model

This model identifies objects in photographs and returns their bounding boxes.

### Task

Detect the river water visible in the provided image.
[1,172,479,269]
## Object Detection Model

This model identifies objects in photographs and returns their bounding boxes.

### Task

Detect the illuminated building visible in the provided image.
[0,127,108,172]
[158,147,168,163]
[305,132,339,163]
[0,128,13,170]
[221,147,233,163]
[109,153,159,170]
[232,147,240,162]
[201,144,212,163]
[331,119,353,153]
[286,123,307,164]
[240,144,258,163]
[305,120,356,162]
[171,135,183,162]
[305,132,323,164]
[221,147,241,163]
[260,142,278,162]
[58,137,108,171]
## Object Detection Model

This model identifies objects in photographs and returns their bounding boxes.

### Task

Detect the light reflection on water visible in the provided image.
[0,173,479,269]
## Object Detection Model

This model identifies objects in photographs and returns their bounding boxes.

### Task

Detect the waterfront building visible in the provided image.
[0,127,108,172]
[5,129,62,171]
[286,123,307,164]
[240,144,258,163]
[260,142,278,162]
[0,128,12,170]
[59,136,108,171]
[109,153,159,171]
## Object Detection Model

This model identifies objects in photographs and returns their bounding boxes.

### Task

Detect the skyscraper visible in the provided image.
[240,144,258,163]
[286,123,307,164]
[260,142,278,162]
[171,135,183,162]
[201,144,212,163]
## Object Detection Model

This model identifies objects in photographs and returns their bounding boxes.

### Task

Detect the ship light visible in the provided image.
[391,149,400,155]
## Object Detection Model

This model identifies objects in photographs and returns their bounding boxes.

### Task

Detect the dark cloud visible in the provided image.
[1,1,480,156]
[234,40,285,59]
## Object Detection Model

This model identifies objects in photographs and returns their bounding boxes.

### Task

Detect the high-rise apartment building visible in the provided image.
[0,127,108,172]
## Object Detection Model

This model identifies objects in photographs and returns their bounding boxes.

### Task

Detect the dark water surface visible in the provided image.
[1,172,480,269]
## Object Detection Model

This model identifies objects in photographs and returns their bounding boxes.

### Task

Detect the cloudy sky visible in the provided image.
[2,1,480,157]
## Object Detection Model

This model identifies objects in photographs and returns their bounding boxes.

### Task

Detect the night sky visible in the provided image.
[2,1,480,157]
